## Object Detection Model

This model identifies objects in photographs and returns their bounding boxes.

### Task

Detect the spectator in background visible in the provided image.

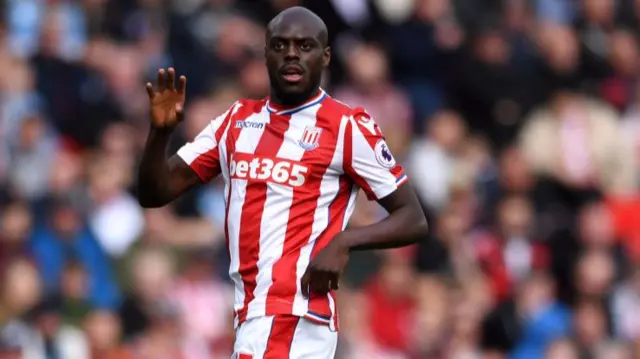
[0,56,45,184]
[57,260,92,327]
[119,246,175,341]
[19,297,90,359]
[473,194,547,302]
[0,258,42,328]
[599,29,639,112]
[6,114,58,201]
[611,266,640,341]
[83,309,133,359]
[130,301,186,359]
[87,152,144,258]
[573,249,615,302]
[479,147,535,224]
[415,204,476,277]
[544,338,580,359]
[621,84,640,190]
[333,41,413,156]
[572,298,611,356]
[574,0,618,81]
[0,201,32,273]
[519,88,636,216]
[406,110,467,213]
[167,248,233,358]
[510,271,572,359]
[549,200,629,305]
[382,0,463,123]
[451,19,537,151]
[28,197,121,310]
[360,249,417,358]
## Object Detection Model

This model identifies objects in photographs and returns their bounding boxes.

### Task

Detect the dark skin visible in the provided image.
[265,6,330,106]
[137,7,428,298]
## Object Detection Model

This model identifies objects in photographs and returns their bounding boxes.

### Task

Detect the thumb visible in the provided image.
[301,269,311,298]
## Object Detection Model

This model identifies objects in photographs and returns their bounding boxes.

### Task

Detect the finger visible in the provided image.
[145,82,155,100]
[175,103,185,122]
[330,274,340,291]
[157,69,166,91]
[301,271,310,298]
[167,67,175,91]
[310,272,330,294]
[177,75,187,95]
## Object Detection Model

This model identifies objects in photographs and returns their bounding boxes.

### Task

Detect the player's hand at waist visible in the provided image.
[145,67,187,132]
[300,235,350,297]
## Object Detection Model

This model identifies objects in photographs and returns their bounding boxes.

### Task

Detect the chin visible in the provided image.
[276,84,313,101]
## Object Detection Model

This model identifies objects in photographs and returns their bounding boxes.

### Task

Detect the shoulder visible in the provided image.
[224,98,264,117]
[321,96,379,132]
[208,98,264,128]
[237,98,265,110]
[316,96,351,121]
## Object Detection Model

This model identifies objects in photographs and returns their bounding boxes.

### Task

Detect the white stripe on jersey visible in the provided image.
[227,110,270,323]
[247,106,320,316]
[292,114,349,328]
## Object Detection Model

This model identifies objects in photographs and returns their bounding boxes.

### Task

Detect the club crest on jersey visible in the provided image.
[299,126,322,150]
[375,139,396,168]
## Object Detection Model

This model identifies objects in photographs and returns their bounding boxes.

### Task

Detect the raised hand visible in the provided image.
[145,68,187,131]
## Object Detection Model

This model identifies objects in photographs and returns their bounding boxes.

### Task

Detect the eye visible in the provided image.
[300,42,313,51]
[273,41,284,51]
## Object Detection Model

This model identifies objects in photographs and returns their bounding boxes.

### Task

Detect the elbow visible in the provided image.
[416,218,429,237]
[136,188,168,208]
[412,219,429,243]
[137,195,160,208]
[408,213,429,244]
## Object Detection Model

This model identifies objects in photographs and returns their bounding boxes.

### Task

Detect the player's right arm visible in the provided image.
[137,68,203,208]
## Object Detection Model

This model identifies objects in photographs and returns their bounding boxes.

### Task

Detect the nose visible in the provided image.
[284,44,299,60]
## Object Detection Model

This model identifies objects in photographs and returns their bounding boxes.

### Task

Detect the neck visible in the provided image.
[269,86,321,107]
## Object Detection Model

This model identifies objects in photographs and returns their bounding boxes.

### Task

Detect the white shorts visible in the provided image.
[232,315,337,359]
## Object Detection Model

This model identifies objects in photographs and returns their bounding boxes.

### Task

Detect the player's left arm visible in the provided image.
[301,109,428,297]
[336,109,428,251]
[338,184,427,250]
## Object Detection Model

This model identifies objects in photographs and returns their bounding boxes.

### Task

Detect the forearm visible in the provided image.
[338,204,428,251]
[137,128,175,207]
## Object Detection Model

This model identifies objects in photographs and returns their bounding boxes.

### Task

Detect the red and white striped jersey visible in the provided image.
[176,89,408,332]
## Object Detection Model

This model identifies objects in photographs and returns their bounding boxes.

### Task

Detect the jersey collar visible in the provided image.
[266,89,327,116]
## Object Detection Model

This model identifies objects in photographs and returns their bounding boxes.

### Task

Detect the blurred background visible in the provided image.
[1,0,640,358]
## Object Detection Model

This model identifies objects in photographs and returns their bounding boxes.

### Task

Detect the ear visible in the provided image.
[323,46,331,67]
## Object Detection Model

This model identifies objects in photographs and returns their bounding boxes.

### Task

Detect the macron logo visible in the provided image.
[235,121,265,129]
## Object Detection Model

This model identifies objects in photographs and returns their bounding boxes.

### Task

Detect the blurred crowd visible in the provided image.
[1,0,640,358]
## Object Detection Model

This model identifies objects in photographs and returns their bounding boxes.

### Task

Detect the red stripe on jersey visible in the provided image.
[343,119,375,197]
[236,111,291,323]
[307,175,351,325]
[265,101,346,315]
[346,108,407,199]
[190,106,236,181]
[224,102,263,263]
[263,316,300,359]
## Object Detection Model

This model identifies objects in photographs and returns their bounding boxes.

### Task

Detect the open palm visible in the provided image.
[145,67,187,130]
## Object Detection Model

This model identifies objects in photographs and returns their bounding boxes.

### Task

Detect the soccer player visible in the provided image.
[137,6,428,359]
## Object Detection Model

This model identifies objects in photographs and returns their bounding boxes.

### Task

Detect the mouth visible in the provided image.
[280,65,304,83]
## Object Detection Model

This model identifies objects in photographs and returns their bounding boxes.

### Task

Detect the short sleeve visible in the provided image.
[177,105,234,183]
[343,108,408,201]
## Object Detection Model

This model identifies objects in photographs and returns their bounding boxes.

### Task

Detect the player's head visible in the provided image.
[265,7,330,105]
